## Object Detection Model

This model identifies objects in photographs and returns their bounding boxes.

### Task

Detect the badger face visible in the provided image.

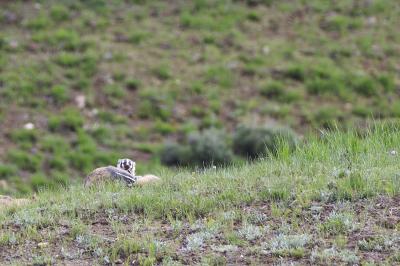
[117,158,136,175]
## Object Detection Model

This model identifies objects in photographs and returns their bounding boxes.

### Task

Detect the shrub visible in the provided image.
[350,76,378,96]
[50,5,70,22]
[306,78,345,96]
[68,152,93,172]
[137,89,173,121]
[7,149,42,172]
[103,84,125,99]
[246,11,261,22]
[187,129,233,166]
[30,174,52,191]
[40,135,69,154]
[128,31,149,45]
[49,29,81,51]
[377,74,396,93]
[98,111,126,124]
[153,65,171,80]
[285,65,305,81]
[55,52,81,67]
[50,85,69,104]
[90,126,112,144]
[160,129,233,167]
[321,15,362,33]
[154,121,176,135]
[9,129,38,145]
[52,172,69,186]
[126,79,141,90]
[48,156,68,171]
[0,164,17,179]
[160,142,190,166]
[205,66,234,89]
[233,126,297,159]
[320,212,355,235]
[236,0,275,6]
[48,108,84,132]
[260,81,285,99]
[55,51,98,76]
[25,15,51,30]
[314,107,341,129]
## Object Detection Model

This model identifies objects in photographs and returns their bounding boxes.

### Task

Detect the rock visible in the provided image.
[24,122,35,130]
[75,95,86,109]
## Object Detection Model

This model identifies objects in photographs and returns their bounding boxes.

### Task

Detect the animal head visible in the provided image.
[117,158,136,175]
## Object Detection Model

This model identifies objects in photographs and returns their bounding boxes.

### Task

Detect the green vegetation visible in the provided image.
[1,128,400,264]
[0,0,399,237]
[8,1,400,263]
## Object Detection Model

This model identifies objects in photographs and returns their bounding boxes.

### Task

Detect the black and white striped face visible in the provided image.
[117,158,135,175]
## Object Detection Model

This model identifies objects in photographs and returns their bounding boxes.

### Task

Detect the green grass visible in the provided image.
[1,127,400,264]
[1,0,400,205]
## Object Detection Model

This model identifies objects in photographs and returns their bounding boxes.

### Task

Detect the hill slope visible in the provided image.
[0,0,400,194]
[1,128,400,265]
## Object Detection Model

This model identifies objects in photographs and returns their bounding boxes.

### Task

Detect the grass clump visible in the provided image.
[0,164,17,180]
[128,31,149,45]
[152,65,172,80]
[321,14,362,33]
[6,149,42,172]
[48,108,84,132]
[259,81,285,99]
[50,4,70,22]
[9,129,38,147]
[50,85,69,105]
[320,212,355,236]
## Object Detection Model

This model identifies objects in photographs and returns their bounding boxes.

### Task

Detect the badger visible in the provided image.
[84,158,160,187]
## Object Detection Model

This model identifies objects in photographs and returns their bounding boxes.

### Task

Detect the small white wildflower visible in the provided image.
[390,150,397,156]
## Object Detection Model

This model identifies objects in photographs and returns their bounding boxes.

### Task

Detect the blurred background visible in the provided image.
[0,0,399,195]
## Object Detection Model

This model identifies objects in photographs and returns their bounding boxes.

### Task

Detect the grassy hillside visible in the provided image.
[0,0,400,194]
[1,127,400,265]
